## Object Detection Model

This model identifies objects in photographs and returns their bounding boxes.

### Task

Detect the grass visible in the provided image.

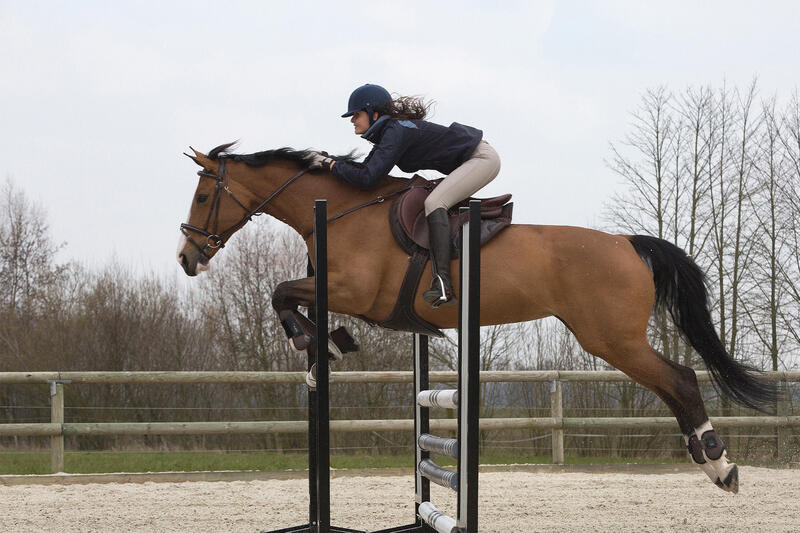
[0,450,684,476]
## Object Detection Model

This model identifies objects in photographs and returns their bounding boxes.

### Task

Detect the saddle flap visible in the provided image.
[397,186,429,239]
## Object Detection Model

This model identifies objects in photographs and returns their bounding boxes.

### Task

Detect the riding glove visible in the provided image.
[308,151,334,169]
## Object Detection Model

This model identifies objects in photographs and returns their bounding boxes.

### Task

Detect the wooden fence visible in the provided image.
[1,371,798,473]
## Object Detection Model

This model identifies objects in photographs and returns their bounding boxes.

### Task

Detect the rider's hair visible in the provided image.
[377,95,434,120]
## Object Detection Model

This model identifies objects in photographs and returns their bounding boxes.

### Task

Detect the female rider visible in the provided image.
[310,84,501,308]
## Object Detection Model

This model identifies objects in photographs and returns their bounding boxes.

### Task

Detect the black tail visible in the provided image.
[628,235,776,411]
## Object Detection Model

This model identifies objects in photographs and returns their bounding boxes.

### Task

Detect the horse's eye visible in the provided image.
[197,194,209,204]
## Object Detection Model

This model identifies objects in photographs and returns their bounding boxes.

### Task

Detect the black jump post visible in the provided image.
[266,199,481,533]
[267,200,360,533]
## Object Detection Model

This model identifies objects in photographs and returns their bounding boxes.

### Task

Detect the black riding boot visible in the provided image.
[422,208,457,308]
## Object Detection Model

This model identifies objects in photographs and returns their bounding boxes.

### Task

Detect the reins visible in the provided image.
[301,183,429,240]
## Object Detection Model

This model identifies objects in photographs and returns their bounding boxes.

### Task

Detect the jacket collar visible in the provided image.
[361,114,391,142]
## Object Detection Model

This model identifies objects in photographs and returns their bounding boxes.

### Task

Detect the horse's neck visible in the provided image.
[240,164,412,238]
[236,165,361,237]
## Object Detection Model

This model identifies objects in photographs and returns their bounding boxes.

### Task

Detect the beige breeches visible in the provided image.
[423,140,501,215]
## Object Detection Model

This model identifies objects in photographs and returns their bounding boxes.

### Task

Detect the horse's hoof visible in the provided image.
[305,363,332,390]
[720,464,739,494]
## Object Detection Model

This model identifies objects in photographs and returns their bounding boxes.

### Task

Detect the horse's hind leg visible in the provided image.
[642,353,738,493]
[578,334,738,493]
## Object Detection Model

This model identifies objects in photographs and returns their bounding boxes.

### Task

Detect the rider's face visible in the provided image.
[351,111,376,135]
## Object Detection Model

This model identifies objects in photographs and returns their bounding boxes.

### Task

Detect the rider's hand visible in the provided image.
[308,151,334,170]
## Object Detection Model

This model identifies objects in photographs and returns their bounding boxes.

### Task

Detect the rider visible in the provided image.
[311,84,501,307]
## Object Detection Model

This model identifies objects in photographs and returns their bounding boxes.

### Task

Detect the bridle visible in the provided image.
[180,158,307,260]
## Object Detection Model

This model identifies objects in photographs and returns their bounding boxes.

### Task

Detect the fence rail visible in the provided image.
[3,370,800,384]
[1,371,797,473]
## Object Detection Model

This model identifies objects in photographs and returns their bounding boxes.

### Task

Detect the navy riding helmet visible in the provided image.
[342,84,392,125]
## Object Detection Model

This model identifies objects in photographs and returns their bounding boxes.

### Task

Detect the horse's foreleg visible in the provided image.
[272,277,316,314]
[272,278,317,353]
[271,277,358,368]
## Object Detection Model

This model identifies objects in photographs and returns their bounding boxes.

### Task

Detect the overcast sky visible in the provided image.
[1,1,798,277]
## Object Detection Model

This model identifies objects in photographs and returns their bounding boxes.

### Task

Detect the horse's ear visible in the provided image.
[185,147,212,168]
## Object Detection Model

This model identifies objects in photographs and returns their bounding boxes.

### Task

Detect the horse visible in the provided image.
[177,142,775,494]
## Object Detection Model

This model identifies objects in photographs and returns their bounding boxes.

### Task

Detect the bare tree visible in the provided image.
[606,86,677,240]
[0,179,69,371]
[742,98,793,371]
[673,86,716,365]
[605,87,680,359]
[0,179,67,314]
[706,84,735,358]
[195,220,306,372]
[777,91,800,357]
[726,81,762,363]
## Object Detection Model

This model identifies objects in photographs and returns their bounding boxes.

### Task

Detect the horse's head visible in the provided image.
[177,143,257,276]
[177,143,322,276]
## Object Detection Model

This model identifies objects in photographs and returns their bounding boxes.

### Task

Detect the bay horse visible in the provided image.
[177,142,775,494]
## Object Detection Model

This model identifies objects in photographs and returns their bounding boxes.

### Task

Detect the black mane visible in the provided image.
[207,142,358,168]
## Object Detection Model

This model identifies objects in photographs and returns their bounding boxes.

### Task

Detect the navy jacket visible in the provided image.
[331,116,483,189]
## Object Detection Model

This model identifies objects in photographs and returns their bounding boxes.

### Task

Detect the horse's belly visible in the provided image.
[413,225,556,330]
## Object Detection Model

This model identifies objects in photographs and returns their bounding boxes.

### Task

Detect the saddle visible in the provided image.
[373,174,513,336]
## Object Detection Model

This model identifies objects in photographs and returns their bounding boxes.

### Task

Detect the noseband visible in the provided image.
[180,158,307,260]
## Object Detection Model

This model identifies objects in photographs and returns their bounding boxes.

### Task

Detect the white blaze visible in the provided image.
[176,209,189,264]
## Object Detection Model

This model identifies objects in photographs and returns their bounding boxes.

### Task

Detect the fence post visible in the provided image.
[550,379,564,465]
[49,381,66,473]
[777,378,789,463]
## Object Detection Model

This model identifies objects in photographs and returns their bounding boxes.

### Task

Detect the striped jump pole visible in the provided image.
[412,200,481,533]
[375,336,431,533]
[417,390,459,409]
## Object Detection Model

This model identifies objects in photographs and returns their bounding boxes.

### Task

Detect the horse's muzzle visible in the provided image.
[178,251,209,276]
[178,253,197,276]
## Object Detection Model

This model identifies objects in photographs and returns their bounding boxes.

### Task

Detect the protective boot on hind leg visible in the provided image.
[422,208,456,308]
[686,421,738,494]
